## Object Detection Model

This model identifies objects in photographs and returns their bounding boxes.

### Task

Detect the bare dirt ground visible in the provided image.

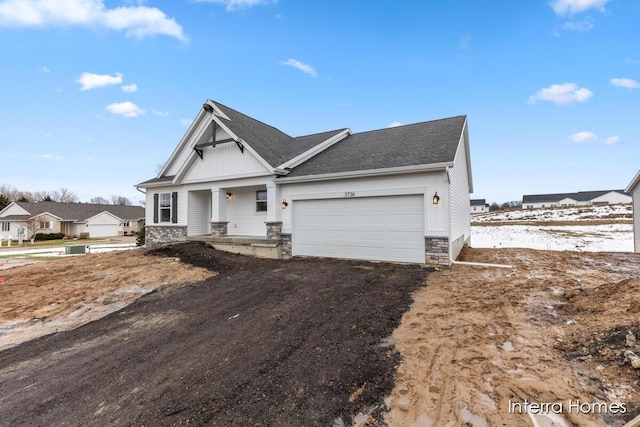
[1,244,639,426]
[0,243,426,426]
[0,248,214,351]
[385,247,640,426]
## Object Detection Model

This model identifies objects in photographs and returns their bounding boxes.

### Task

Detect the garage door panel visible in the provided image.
[292,195,425,263]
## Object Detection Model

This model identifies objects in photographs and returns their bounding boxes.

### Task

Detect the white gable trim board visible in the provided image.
[139,100,473,266]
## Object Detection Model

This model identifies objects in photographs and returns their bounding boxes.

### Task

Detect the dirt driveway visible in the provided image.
[0,242,427,426]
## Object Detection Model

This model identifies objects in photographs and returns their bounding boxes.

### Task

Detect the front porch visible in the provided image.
[186,234,288,259]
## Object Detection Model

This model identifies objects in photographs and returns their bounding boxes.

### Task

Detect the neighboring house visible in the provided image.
[470,199,489,214]
[137,99,473,266]
[0,202,145,239]
[626,171,640,253]
[522,190,631,209]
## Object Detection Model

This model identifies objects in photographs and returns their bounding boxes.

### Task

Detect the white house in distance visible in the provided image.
[470,199,489,214]
[0,201,145,239]
[626,171,640,253]
[522,190,631,209]
[136,99,473,266]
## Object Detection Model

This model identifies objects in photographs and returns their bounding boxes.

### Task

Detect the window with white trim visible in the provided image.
[1,222,9,232]
[160,193,171,222]
[256,190,267,212]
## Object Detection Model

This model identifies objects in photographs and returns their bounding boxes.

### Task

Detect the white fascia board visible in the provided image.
[626,170,640,193]
[204,99,230,120]
[457,117,473,193]
[0,202,20,216]
[136,180,174,189]
[277,128,352,170]
[276,162,452,184]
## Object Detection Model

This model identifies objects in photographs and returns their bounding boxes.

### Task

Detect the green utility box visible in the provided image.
[65,245,87,255]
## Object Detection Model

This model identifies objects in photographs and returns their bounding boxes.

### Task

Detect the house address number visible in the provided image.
[344,192,356,198]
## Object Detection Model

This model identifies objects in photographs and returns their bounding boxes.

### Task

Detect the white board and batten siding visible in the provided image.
[293,195,425,263]
[182,141,270,184]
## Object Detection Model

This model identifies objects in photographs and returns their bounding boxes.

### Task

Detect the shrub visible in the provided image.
[136,227,145,246]
[34,232,65,241]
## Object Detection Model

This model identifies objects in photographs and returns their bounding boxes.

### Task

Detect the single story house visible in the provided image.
[522,190,631,209]
[626,171,640,253]
[470,199,489,214]
[0,201,145,239]
[137,99,473,266]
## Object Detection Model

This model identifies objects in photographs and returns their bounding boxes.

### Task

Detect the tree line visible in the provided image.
[0,184,137,211]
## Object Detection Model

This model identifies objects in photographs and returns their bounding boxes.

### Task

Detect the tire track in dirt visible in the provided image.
[385,248,638,427]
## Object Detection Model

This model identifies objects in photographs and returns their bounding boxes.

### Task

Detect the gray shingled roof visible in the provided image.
[522,190,628,204]
[214,102,293,167]
[284,116,467,177]
[14,202,145,221]
[137,175,175,187]
[139,100,467,185]
[470,199,486,206]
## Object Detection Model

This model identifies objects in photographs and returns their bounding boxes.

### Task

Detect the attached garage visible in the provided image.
[292,195,425,263]
[86,211,121,238]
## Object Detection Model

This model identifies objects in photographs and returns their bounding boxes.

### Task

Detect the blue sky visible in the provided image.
[1,0,638,205]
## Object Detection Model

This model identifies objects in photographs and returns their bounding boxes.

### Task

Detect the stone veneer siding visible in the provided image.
[210,221,228,238]
[425,236,450,266]
[146,225,187,245]
[280,233,292,257]
[265,221,282,240]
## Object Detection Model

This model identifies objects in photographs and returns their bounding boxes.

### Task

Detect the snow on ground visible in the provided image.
[471,204,633,252]
[472,203,632,223]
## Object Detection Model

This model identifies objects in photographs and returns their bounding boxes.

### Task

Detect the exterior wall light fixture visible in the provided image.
[282,199,289,209]
[433,192,440,205]
[226,192,232,200]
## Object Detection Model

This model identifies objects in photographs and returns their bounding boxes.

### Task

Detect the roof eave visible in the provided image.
[276,162,453,184]
[626,170,640,193]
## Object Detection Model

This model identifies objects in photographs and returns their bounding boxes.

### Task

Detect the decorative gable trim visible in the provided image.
[278,128,352,170]
[172,114,277,185]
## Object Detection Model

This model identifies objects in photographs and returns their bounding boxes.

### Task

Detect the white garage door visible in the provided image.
[89,224,119,237]
[292,195,425,263]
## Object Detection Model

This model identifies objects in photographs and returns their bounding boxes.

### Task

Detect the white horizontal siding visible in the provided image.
[226,186,267,236]
[591,192,632,204]
[449,133,471,257]
[187,191,211,236]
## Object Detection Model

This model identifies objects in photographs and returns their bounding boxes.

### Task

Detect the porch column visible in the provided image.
[210,188,228,237]
[266,181,280,223]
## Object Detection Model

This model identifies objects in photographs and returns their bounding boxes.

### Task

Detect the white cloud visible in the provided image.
[281,59,317,77]
[180,118,192,126]
[152,109,169,116]
[610,77,640,89]
[561,17,594,31]
[605,135,620,144]
[550,0,611,15]
[39,66,51,73]
[121,83,138,92]
[36,154,62,160]
[388,121,402,128]
[106,101,145,117]
[76,72,123,90]
[193,0,276,12]
[569,131,597,143]
[528,82,593,105]
[0,0,186,41]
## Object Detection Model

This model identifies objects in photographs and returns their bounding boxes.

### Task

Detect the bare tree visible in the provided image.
[22,214,52,243]
[51,188,79,203]
[111,195,132,206]
[90,196,109,205]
